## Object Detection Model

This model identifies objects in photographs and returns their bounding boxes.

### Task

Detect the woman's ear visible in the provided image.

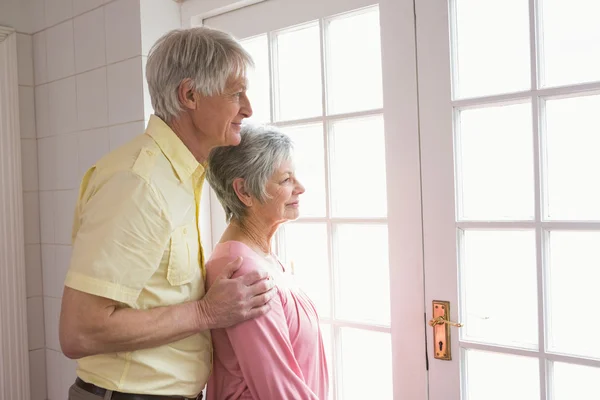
[177,78,197,111]
[232,178,253,207]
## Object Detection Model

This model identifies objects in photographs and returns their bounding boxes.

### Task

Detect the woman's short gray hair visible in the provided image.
[207,125,294,222]
[146,27,253,121]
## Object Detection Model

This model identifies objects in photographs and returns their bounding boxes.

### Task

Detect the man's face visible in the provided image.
[192,76,253,148]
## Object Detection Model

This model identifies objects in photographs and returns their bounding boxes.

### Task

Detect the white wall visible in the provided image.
[6,0,180,398]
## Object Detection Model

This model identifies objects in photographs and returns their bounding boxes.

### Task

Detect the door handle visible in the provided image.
[428,316,463,328]
[429,300,462,361]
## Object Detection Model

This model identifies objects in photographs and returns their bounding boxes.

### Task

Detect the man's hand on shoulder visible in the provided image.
[196,257,277,329]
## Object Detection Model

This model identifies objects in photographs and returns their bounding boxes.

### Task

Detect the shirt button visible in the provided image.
[183,228,187,234]
[146,149,153,156]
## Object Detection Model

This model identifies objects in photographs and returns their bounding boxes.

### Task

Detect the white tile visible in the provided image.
[107,57,144,125]
[141,55,153,121]
[43,245,71,299]
[41,245,57,296]
[19,86,36,139]
[33,31,47,85]
[45,349,76,400]
[27,297,45,350]
[44,0,73,27]
[35,84,50,138]
[37,137,56,191]
[78,128,109,179]
[61,353,77,398]
[140,0,180,56]
[74,0,105,16]
[23,0,46,34]
[76,68,108,130]
[25,244,43,297]
[105,0,141,63]
[17,34,34,86]
[29,349,47,400]
[21,138,39,191]
[45,349,61,399]
[39,191,55,243]
[48,77,77,136]
[53,190,78,245]
[23,191,41,245]
[55,133,79,190]
[43,297,61,351]
[74,8,106,73]
[46,20,75,81]
[109,120,145,150]
[54,245,72,292]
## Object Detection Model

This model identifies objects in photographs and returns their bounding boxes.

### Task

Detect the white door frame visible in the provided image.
[186,0,429,398]
[0,26,32,400]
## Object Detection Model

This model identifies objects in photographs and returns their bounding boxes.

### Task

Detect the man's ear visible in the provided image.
[177,78,197,111]
[232,178,253,207]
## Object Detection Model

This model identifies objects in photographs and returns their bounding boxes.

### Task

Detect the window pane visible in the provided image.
[457,103,534,220]
[275,23,322,121]
[281,222,330,317]
[541,0,600,87]
[340,328,392,400]
[460,230,538,348]
[240,35,271,123]
[330,116,387,218]
[283,123,326,217]
[326,7,382,114]
[552,362,600,399]
[464,350,540,400]
[545,94,600,220]
[453,0,530,98]
[335,224,390,325]
[547,231,600,358]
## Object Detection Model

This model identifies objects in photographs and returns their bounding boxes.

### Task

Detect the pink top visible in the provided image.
[205,241,329,400]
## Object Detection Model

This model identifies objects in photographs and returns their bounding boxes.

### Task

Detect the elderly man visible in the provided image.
[59,27,276,400]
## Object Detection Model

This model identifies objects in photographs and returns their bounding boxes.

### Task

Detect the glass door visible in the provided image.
[199,0,426,398]
[417,0,600,398]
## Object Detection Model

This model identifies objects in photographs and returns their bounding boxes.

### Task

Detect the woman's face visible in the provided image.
[254,158,305,225]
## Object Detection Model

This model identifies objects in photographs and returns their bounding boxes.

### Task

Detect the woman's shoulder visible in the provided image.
[205,241,267,283]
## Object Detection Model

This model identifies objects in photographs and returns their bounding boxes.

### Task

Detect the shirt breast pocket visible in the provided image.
[166,224,196,286]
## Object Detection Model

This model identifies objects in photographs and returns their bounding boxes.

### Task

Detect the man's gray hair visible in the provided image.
[146,27,253,121]
[207,125,294,222]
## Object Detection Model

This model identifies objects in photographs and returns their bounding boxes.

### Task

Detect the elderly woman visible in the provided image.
[205,124,329,399]
[59,27,278,400]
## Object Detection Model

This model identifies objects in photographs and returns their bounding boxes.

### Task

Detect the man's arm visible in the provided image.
[59,169,276,359]
[60,256,277,359]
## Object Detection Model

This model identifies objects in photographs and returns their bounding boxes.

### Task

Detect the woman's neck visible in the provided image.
[224,217,278,256]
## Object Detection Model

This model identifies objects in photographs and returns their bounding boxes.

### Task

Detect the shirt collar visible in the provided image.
[145,115,204,182]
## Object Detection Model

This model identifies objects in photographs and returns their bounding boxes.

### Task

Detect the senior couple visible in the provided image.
[59,27,328,400]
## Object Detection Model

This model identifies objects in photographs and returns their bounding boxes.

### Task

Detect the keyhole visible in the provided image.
[438,341,443,351]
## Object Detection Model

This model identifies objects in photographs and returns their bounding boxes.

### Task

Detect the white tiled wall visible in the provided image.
[16,29,47,400]
[10,0,182,399]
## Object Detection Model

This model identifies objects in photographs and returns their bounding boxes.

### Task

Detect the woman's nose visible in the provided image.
[295,181,306,194]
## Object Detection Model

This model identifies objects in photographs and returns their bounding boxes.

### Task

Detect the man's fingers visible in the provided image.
[249,289,277,309]
[247,278,275,297]
[245,303,272,320]
[237,269,270,286]
[219,257,243,279]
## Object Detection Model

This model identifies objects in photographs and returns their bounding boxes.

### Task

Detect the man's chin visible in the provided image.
[227,133,242,146]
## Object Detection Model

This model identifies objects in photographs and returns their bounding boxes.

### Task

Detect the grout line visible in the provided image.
[34,55,142,88]
[28,0,121,36]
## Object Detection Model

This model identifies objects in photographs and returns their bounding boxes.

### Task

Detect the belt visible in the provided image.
[75,378,203,400]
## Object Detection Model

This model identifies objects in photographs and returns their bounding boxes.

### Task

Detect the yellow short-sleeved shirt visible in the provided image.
[65,115,210,397]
